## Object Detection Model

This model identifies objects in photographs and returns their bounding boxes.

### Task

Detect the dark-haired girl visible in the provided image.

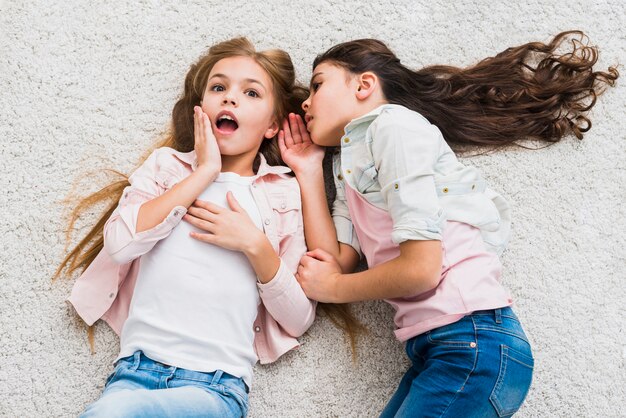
[280,31,617,417]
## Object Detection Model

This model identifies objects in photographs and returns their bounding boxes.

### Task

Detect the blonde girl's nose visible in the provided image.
[222,94,237,106]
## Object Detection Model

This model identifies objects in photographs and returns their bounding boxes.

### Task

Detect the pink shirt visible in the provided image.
[67,148,316,364]
[344,184,512,342]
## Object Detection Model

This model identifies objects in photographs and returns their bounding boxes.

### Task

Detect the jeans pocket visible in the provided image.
[489,345,534,417]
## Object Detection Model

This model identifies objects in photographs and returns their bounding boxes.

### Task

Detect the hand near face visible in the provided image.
[184,191,263,253]
[278,113,325,176]
[295,249,343,303]
[193,106,222,174]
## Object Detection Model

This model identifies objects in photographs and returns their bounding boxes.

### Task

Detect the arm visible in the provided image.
[136,106,220,232]
[104,106,221,264]
[292,111,446,303]
[258,180,316,336]
[278,114,360,273]
[297,240,441,303]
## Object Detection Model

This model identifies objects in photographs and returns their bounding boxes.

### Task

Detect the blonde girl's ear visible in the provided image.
[264,119,280,139]
[356,71,379,100]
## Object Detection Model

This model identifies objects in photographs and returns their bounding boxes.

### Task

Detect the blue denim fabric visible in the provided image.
[380,307,534,418]
[81,351,248,418]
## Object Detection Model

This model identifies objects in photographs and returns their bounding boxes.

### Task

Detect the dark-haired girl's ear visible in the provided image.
[356,72,378,100]
[264,120,280,139]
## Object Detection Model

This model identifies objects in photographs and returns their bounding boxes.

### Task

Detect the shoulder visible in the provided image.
[373,104,437,137]
[264,173,301,194]
[130,147,192,186]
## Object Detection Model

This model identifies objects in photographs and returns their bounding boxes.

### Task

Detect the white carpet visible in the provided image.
[1,0,625,416]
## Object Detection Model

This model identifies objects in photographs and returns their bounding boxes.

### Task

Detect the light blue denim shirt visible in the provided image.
[332,104,511,255]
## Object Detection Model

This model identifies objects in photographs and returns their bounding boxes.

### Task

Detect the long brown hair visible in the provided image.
[55,37,364,354]
[313,31,618,149]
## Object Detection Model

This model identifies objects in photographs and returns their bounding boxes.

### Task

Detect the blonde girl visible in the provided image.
[57,37,315,417]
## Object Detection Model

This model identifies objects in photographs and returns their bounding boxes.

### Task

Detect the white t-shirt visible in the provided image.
[118,172,263,387]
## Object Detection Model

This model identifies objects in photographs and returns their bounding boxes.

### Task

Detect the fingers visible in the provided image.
[194,106,201,141]
[278,130,287,154]
[189,231,217,245]
[193,199,225,214]
[186,204,218,222]
[281,118,294,147]
[299,254,326,268]
[226,191,243,213]
[295,114,310,143]
[305,248,335,262]
[184,213,215,234]
[288,113,303,144]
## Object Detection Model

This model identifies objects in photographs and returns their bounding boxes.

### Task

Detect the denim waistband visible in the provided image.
[118,351,249,393]
[471,306,518,322]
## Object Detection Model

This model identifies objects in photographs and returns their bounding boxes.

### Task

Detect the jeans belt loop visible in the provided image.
[210,369,224,385]
[495,308,502,324]
[132,351,142,371]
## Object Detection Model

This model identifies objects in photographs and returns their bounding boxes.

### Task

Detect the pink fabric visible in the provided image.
[344,184,512,342]
[68,148,315,364]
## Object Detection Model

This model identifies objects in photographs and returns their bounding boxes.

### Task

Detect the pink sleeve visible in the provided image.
[103,149,187,264]
[257,181,316,337]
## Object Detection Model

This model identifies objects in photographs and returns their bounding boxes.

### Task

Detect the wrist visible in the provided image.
[242,230,270,256]
[294,164,324,183]
[195,165,219,183]
[331,272,346,303]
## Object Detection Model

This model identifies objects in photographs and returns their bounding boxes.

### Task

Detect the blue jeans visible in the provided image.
[81,351,248,418]
[380,307,534,418]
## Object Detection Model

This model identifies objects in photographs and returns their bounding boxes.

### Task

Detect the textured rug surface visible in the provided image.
[1,1,625,416]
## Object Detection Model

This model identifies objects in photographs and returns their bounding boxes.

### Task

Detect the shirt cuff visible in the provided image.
[256,259,292,299]
[119,204,187,239]
[391,215,445,244]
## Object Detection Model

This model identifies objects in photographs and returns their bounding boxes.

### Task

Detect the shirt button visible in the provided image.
[443,187,449,193]
[264,219,270,225]
[346,169,351,174]
[469,342,477,348]
[337,174,343,180]
[280,203,286,209]
[109,292,115,298]
[343,137,350,143]
[173,210,180,216]
[254,326,261,332]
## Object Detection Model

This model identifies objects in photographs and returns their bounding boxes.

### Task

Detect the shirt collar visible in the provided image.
[344,103,399,133]
[172,150,292,179]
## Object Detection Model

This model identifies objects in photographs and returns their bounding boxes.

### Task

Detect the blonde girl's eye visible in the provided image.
[245,90,259,98]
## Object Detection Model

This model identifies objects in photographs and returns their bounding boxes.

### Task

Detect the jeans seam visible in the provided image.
[489,345,508,416]
[437,317,479,418]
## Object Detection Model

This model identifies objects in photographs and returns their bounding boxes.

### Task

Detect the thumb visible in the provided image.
[305,248,335,262]
[226,191,243,212]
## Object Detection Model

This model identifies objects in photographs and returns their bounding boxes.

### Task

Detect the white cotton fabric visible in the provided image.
[119,172,262,387]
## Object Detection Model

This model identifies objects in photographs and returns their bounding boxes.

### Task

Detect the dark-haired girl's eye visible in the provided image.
[312,82,321,92]
[210,84,225,92]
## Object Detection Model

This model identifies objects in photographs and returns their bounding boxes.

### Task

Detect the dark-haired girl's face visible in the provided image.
[302,63,360,146]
